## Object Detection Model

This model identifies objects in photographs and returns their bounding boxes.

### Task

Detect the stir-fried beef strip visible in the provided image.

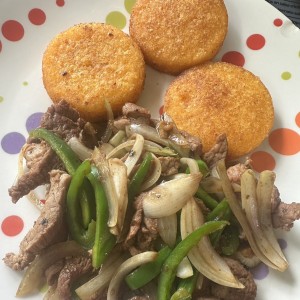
[45,259,65,286]
[268,185,300,230]
[54,255,93,300]
[123,194,158,256]
[226,159,251,184]
[4,170,70,270]
[122,102,151,121]
[203,133,228,168]
[198,258,256,300]
[159,156,180,176]
[8,142,61,203]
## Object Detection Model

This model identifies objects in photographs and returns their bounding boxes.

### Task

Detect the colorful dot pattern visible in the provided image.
[0,1,299,292]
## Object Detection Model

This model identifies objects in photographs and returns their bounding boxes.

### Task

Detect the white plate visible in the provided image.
[0,0,299,299]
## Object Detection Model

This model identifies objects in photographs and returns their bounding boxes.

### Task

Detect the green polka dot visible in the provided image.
[23,81,28,86]
[298,50,300,58]
[0,96,3,103]
[124,0,136,14]
[105,11,126,29]
[281,71,292,80]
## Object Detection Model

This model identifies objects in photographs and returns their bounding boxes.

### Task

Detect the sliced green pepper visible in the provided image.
[66,160,95,249]
[206,198,230,221]
[186,159,209,177]
[157,221,228,300]
[125,245,172,290]
[195,187,219,210]
[87,167,116,268]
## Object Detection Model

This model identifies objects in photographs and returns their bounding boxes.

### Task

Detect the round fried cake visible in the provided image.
[42,23,145,122]
[129,0,228,75]
[164,62,274,159]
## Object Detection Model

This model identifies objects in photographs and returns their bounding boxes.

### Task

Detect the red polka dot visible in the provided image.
[159,105,164,115]
[1,20,24,42]
[274,18,283,27]
[250,151,276,172]
[269,128,300,155]
[1,215,24,237]
[295,112,300,128]
[0,40,2,53]
[56,0,65,7]
[246,34,265,50]
[221,51,245,67]
[28,8,46,25]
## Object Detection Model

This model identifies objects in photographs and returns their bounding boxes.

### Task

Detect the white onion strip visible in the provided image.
[124,134,144,176]
[216,159,278,270]
[140,153,162,191]
[176,256,194,279]
[75,252,127,300]
[109,158,128,235]
[241,170,288,271]
[157,213,177,247]
[107,251,158,300]
[92,148,119,229]
[181,198,244,288]
[143,173,202,218]
[180,157,200,174]
[68,137,92,160]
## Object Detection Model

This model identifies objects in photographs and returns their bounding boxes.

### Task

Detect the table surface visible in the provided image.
[267,0,300,27]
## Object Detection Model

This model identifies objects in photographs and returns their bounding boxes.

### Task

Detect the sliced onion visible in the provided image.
[17,241,85,297]
[180,158,200,174]
[181,198,244,288]
[216,159,279,269]
[75,251,127,300]
[92,148,119,228]
[144,140,178,157]
[241,170,288,271]
[143,173,202,218]
[200,176,241,193]
[124,134,144,176]
[107,251,158,300]
[109,130,126,147]
[109,158,128,235]
[98,143,115,156]
[140,153,162,191]
[106,140,135,159]
[126,123,169,147]
[176,256,194,279]
[68,137,93,160]
[157,213,177,247]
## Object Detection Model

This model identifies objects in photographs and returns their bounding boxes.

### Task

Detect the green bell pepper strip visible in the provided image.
[30,128,93,228]
[157,221,228,300]
[170,271,199,300]
[29,128,81,174]
[66,160,96,249]
[125,245,172,290]
[87,167,116,269]
[195,187,219,210]
[128,152,153,200]
[206,198,230,221]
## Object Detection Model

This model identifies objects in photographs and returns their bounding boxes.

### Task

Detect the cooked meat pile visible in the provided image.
[4,101,300,299]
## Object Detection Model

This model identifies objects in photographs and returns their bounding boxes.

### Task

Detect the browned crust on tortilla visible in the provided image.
[42,23,145,121]
[164,62,274,159]
[129,0,228,75]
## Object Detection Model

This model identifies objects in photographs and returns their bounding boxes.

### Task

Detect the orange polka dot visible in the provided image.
[295,112,300,128]
[269,128,300,155]
[250,151,276,172]
[1,215,24,236]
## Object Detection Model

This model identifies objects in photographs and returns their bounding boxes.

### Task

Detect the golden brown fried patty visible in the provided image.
[129,0,228,75]
[164,62,274,159]
[42,23,145,122]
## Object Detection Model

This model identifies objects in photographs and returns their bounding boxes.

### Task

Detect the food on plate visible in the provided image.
[129,0,228,75]
[42,23,145,122]
[164,61,275,159]
[4,101,300,299]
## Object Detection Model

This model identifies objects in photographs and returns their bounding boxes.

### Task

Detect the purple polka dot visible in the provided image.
[250,263,269,280]
[1,132,26,154]
[278,238,288,250]
[26,112,43,132]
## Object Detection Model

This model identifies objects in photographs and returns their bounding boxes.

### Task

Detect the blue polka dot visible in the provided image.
[26,112,43,132]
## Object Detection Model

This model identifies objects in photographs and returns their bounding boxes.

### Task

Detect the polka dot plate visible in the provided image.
[0,0,299,299]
